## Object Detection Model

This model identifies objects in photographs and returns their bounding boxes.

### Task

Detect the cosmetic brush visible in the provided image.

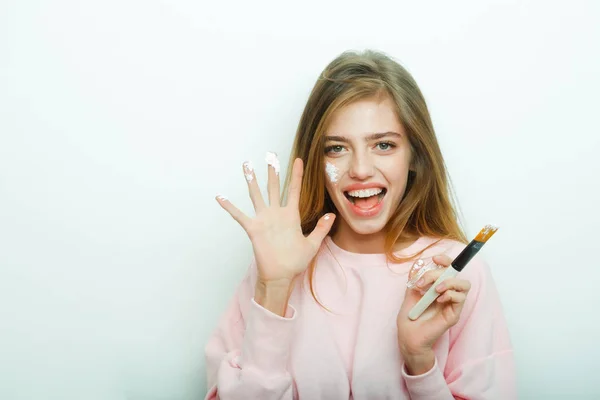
[408,224,498,320]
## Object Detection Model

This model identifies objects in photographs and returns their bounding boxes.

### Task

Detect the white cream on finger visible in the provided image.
[266,152,280,175]
[243,161,255,182]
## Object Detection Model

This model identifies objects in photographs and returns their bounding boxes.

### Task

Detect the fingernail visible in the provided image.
[216,194,228,201]
[416,278,425,287]
[436,283,445,292]
[324,214,331,220]
[265,151,280,175]
[243,161,254,182]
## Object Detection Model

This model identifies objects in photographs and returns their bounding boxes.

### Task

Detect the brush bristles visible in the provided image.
[474,224,498,243]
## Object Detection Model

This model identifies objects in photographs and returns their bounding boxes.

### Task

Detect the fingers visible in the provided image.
[415,270,471,294]
[436,289,466,304]
[243,161,266,213]
[306,213,336,250]
[266,152,281,206]
[435,278,471,294]
[413,255,456,291]
[414,267,445,291]
[215,195,251,230]
[432,254,452,267]
[285,158,303,209]
[434,278,470,320]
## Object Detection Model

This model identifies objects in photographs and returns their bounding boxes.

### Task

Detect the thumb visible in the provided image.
[306,213,336,250]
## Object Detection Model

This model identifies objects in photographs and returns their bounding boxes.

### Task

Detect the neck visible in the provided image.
[332,226,387,254]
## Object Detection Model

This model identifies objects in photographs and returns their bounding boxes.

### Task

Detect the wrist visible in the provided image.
[254,279,293,317]
[402,349,435,376]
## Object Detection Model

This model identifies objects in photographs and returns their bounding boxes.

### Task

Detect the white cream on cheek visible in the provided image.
[325,161,339,184]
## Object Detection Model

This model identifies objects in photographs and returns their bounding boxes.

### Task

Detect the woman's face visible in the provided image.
[324,95,412,237]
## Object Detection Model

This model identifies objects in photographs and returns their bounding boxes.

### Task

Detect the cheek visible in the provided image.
[379,157,410,188]
[325,159,351,185]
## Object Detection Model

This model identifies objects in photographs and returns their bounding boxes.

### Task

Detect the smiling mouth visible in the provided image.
[344,188,387,209]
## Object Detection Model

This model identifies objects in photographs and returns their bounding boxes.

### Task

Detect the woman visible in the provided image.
[205,50,515,399]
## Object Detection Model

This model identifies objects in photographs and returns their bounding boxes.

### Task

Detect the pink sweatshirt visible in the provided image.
[204,236,516,399]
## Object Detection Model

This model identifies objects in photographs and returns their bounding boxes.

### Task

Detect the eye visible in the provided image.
[325,145,346,155]
[376,142,396,151]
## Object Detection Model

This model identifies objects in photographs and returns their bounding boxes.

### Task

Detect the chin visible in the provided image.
[342,214,389,236]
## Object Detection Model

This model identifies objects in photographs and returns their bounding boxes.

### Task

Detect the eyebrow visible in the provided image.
[325,131,402,142]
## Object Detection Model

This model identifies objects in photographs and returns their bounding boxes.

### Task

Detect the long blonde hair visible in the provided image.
[283,49,467,302]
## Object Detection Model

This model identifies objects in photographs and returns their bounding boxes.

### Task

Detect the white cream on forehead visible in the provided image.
[265,152,280,175]
[325,162,339,183]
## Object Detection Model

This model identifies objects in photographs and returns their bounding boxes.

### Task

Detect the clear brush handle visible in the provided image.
[408,267,458,320]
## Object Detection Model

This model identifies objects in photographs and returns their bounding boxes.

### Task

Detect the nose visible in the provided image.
[348,150,375,180]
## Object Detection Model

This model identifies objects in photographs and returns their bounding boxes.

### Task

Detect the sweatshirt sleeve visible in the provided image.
[402,251,517,400]
[204,261,296,400]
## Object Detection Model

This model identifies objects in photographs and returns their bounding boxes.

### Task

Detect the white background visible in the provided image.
[1,1,599,399]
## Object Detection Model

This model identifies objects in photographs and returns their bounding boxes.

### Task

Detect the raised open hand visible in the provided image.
[217,154,336,285]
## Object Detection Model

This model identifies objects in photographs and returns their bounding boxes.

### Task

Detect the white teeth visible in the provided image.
[347,188,384,198]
